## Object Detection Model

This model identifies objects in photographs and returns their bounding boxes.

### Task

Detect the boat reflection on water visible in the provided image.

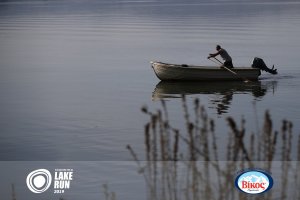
[152,81,277,114]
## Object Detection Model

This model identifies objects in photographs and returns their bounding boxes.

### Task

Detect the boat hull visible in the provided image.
[151,61,261,81]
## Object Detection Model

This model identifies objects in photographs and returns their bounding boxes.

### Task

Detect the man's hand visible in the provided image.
[208,54,214,59]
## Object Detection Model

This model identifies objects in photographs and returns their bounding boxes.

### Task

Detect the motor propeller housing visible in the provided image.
[252,57,278,75]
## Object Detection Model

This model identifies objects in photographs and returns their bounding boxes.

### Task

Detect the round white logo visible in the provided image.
[26,169,52,193]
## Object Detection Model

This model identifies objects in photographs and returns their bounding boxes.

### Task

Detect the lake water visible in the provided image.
[1,0,300,199]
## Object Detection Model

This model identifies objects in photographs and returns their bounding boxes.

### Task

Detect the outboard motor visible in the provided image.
[252,57,277,75]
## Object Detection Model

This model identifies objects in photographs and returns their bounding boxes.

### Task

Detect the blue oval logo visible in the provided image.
[235,170,273,194]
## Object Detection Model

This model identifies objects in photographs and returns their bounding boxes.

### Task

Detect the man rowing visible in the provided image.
[208,45,234,68]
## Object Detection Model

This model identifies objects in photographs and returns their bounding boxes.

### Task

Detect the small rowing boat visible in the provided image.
[151,61,261,81]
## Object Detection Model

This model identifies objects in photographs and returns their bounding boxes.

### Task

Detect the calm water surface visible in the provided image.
[1,0,300,199]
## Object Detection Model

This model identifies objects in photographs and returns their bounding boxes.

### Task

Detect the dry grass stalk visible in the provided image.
[11,184,16,200]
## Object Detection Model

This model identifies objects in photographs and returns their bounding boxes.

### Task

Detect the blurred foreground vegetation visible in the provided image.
[126,96,300,200]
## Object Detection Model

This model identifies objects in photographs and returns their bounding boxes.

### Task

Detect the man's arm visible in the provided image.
[207,51,220,59]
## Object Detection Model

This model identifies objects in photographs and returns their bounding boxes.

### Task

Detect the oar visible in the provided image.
[209,57,251,83]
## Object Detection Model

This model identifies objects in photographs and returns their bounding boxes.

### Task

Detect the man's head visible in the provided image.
[216,45,221,50]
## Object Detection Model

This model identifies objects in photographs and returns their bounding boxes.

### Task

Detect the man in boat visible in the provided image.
[207,45,234,68]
